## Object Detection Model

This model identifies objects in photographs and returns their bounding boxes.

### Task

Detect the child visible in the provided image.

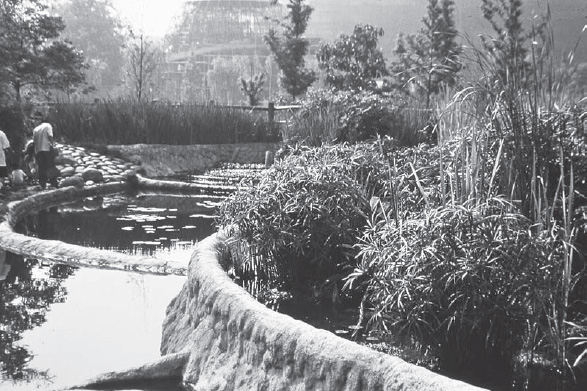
[9,162,27,189]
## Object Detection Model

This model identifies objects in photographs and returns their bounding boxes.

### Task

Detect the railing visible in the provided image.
[205,101,301,126]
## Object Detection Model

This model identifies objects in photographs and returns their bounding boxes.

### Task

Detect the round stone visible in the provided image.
[60,175,85,188]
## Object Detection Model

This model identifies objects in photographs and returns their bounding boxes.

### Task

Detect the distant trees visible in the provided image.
[390,0,461,105]
[316,24,388,91]
[0,0,87,102]
[265,0,316,101]
[207,58,243,104]
[55,0,126,97]
[125,33,163,101]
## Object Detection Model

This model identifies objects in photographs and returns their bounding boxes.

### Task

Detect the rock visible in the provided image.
[60,167,76,177]
[54,156,77,166]
[60,175,85,188]
[82,168,104,183]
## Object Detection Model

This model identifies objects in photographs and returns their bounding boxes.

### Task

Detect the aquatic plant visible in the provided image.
[46,100,280,145]
[217,142,391,301]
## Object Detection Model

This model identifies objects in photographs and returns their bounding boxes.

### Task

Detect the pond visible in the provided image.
[0,190,223,391]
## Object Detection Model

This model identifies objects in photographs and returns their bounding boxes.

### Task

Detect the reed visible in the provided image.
[430,10,587,383]
[47,100,280,145]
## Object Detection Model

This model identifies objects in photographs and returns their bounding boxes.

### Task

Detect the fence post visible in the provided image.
[265,151,275,168]
[268,102,275,123]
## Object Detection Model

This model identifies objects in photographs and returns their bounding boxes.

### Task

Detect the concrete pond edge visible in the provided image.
[0,174,227,276]
[71,233,488,391]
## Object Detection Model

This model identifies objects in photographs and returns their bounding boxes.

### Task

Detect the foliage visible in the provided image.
[0,104,29,153]
[240,73,265,106]
[47,100,280,145]
[217,143,392,298]
[390,0,461,105]
[0,0,87,101]
[427,7,587,382]
[265,0,316,101]
[316,24,388,92]
[478,0,545,87]
[125,33,163,101]
[55,0,126,97]
[284,89,429,146]
[353,196,565,376]
[568,62,587,99]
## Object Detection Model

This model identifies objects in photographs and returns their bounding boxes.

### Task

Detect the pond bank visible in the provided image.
[72,229,487,391]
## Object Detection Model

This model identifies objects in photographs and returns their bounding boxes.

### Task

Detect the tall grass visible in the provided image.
[47,100,280,145]
[428,11,587,384]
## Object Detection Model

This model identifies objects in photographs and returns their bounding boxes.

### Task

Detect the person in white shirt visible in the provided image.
[32,117,58,189]
[0,129,10,187]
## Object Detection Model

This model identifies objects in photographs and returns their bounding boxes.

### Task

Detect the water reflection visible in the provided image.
[0,249,75,383]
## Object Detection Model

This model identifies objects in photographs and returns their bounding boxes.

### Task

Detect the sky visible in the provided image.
[110,0,185,37]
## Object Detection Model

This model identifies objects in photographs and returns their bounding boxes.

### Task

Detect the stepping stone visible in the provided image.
[82,168,104,183]
[60,175,84,188]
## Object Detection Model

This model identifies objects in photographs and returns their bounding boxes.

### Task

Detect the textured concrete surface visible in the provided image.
[70,230,487,390]
[154,231,488,391]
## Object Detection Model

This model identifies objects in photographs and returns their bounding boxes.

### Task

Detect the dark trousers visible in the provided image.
[36,151,58,189]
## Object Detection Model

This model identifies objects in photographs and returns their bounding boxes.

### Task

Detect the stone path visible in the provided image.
[55,143,144,186]
[0,144,143,214]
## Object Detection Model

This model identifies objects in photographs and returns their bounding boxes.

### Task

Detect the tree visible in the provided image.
[390,0,461,105]
[126,33,162,101]
[265,0,316,101]
[479,0,538,86]
[316,24,388,91]
[240,73,265,106]
[0,0,87,101]
[55,0,126,97]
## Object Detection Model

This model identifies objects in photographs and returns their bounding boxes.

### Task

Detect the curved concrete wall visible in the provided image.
[157,231,488,391]
[0,175,230,276]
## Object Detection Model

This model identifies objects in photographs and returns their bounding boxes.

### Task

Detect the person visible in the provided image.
[9,161,26,188]
[32,117,58,189]
[0,128,10,188]
[23,139,36,181]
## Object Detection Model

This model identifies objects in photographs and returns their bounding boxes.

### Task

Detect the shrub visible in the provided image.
[351,197,565,377]
[285,90,430,147]
[216,142,391,299]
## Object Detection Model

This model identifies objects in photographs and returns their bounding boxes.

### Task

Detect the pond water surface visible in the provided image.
[0,190,222,391]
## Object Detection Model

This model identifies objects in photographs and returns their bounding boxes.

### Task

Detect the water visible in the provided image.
[0,191,222,391]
